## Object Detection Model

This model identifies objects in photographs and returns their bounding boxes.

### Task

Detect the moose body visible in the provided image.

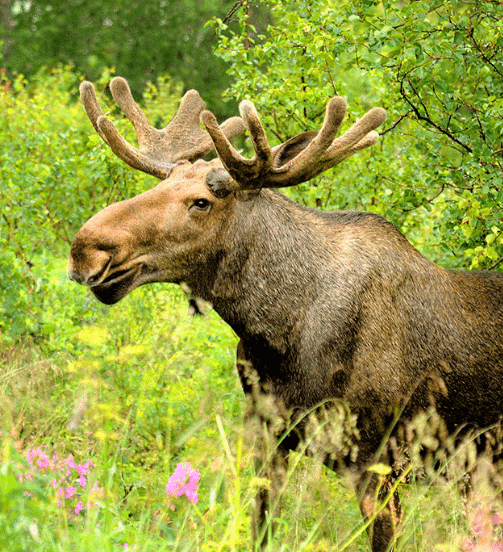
[68,78,503,551]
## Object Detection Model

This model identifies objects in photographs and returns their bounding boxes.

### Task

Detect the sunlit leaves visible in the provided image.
[212,0,503,270]
[0,68,178,345]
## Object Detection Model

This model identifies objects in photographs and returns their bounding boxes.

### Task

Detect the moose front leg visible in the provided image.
[236,340,290,550]
[356,471,402,552]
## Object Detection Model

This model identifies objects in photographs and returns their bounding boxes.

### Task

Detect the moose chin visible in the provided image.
[68,76,503,552]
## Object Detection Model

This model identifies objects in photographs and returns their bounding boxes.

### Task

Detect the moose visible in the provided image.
[68,77,503,551]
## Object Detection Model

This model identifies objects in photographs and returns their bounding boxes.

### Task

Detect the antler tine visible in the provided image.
[79,81,109,145]
[200,110,244,166]
[304,96,348,153]
[95,116,173,178]
[239,101,274,170]
[279,102,387,185]
[80,79,162,175]
[81,79,166,176]
[201,101,274,182]
[80,77,246,179]
[109,77,159,152]
[327,107,387,157]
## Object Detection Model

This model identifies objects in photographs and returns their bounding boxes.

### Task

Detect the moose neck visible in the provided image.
[185,189,330,354]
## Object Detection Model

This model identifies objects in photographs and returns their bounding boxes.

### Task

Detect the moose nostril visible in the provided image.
[85,256,113,286]
[67,255,113,286]
[87,267,105,284]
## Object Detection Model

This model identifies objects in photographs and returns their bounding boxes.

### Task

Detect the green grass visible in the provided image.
[0,256,489,552]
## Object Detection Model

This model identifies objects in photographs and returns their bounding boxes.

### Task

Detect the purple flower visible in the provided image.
[166,463,200,504]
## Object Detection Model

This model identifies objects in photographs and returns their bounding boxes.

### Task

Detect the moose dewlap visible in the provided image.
[68,77,503,552]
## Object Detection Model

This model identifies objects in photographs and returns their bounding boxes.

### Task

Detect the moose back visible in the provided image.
[67,78,503,552]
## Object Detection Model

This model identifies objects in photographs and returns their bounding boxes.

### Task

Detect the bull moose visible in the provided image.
[67,77,503,551]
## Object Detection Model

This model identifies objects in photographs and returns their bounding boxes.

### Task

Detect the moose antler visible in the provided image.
[201,97,386,193]
[80,77,246,179]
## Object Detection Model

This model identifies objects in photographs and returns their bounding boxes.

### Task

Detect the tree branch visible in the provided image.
[399,79,473,154]
[380,111,413,136]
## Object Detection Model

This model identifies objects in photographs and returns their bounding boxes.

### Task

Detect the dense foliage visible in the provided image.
[0,0,266,116]
[0,68,166,343]
[212,0,503,269]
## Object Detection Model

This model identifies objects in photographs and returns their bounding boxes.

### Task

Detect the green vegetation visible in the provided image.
[0,0,260,116]
[212,0,503,269]
[2,0,503,549]
[0,279,482,551]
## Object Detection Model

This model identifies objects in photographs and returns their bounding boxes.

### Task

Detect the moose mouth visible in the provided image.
[90,264,142,305]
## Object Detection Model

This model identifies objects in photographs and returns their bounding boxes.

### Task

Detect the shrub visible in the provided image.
[0,67,179,347]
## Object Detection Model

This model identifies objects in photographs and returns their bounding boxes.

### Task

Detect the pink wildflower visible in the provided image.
[21,447,100,520]
[36,456,51,470]
[166,463,200,504]
[26,447,43,465]
[461,506,503,552]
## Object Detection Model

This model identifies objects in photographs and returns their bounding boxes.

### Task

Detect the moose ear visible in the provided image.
[272,131,319,169]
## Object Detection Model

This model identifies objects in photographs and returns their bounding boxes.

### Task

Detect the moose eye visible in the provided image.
[191,198,211,211]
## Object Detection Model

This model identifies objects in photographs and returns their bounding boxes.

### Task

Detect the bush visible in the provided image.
[0,67,180,347]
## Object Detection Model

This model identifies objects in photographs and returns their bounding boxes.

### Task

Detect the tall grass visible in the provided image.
[2,255,498,551]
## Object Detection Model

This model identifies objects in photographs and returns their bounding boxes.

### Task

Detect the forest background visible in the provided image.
[1,0,503,550]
